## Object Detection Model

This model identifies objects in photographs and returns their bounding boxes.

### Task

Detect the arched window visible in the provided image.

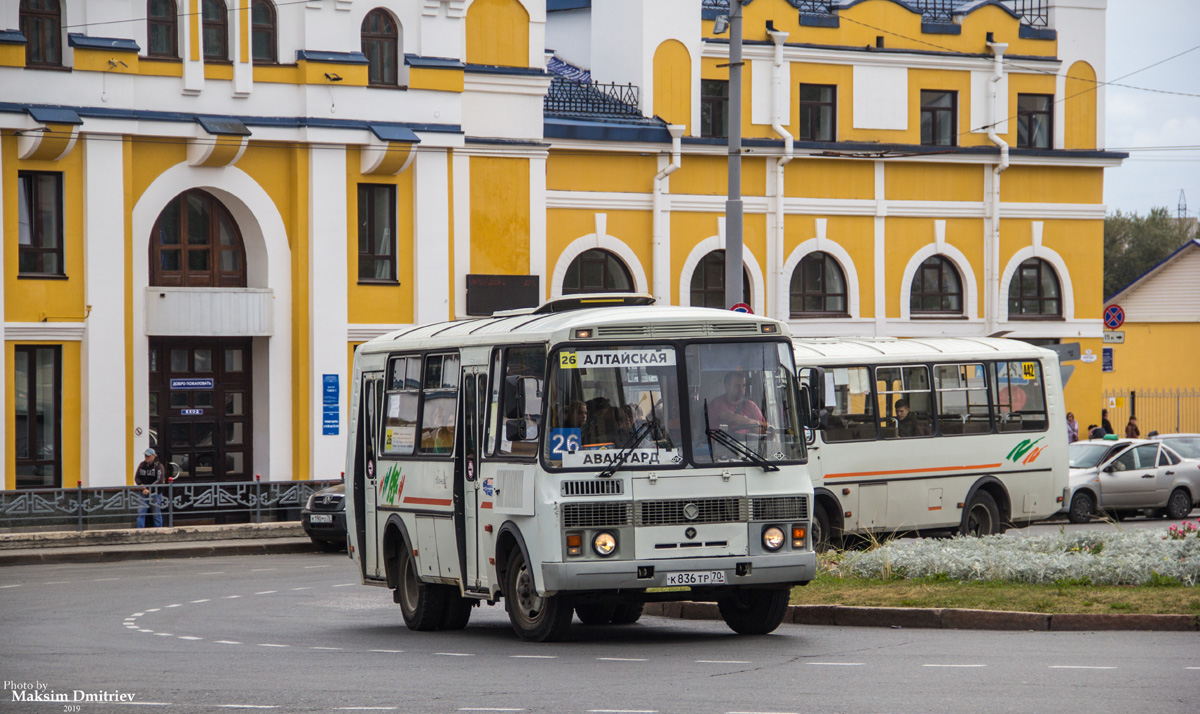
[250,0,276,63]
[563,249,634,295]
[790,251,848,317]
[361,8,398,87]
[202,0,228,61]
[20,0,62,67]
[1008,258,1061,318]
[909,255,962,315]
[150,190,247,288]
[147,0,178,58]
[690,250,750,309]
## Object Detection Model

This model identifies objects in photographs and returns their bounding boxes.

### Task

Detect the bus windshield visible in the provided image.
[544,345,684,469]
[688,341,805,466]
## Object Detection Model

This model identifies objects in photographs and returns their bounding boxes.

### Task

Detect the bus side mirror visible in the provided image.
[505,376,543,419]
[505,419,539,441]
[797,367,826,429]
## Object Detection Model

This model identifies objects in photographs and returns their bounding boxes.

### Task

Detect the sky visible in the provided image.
[1104,0,1200,217]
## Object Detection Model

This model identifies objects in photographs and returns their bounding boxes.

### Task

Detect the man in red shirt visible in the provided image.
[708,372,767,434]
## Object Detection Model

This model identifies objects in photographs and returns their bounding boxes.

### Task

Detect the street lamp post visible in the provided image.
[718,1,749,309]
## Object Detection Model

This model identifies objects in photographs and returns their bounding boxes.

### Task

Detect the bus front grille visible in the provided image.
[635,497,747,526]
[561,479,625,497]
[562,502,634,529]
[749,496,809,521]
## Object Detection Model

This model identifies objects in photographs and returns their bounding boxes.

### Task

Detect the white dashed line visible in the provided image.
[923,664,986,668]
[45,581,71,585]
[199,571,225,575]
[145,608,161,612]
[334,708,399,711]
[588,710,659,713]
[1049,666,1116,670]
[1188,667,1200,670]
[153,633,173,637]
[806,662,863,666]
[258,644,289,648]
[291,587,313,591]
[191,599,211,603]
[255,591,278,595]
[333,583,354,588]
[597,657,648,662]
[311,647,343,651]
[179,636,203,641]
[125,625,139,629]
[0,584,22,589]
[369,649,404,654]
[458,709,525,712]
[727,711,799,714]
[510,655,556,659]
[138,629,154,633]
[251,568,277,572]
[93,577,120,582]
[214,706,279,710]
[435,652,475,657]
[166,603,182,608]
[132,612,145,616]
[223,595,242,599]
[697,660,750,664]
[215,641,242,645]
[304,564,332,569]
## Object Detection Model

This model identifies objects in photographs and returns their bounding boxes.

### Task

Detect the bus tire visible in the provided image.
[574,603,616,625]
[812,505,832,552]
[717,588,790,635]
[396,547,446,631]
[610,602,644,625]
[1166,488,1193,520]
[961,491,1000,536]
[505,546,574,642]
[1068,492,1094,524]
[438,588,474,631]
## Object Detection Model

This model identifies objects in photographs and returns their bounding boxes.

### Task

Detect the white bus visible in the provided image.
[792,337,1069,549]
[345,295,820,641]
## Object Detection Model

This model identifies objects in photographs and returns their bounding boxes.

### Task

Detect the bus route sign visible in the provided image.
[1103,304,1125,330]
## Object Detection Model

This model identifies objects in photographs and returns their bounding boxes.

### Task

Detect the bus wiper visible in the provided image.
[705,427,780,472]
[598,418,657,479]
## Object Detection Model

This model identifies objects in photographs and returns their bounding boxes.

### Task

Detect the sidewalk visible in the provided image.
[2,525,1194,631]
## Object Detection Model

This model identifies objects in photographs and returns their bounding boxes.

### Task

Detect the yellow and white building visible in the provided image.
[2,0,1121,489]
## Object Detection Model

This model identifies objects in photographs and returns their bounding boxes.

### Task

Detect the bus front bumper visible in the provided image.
[539,551,816,594]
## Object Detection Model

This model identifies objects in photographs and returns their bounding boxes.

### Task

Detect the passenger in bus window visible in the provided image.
[895,399,927,437]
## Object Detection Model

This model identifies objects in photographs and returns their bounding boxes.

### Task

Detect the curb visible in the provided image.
[0,539,320,567]
[642,603,1199,632]
[0,522,305,550]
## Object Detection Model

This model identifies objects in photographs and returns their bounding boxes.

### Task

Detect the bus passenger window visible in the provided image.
[823,366,875,442]
[499,346,546,457]
[876,366,933,438]
[382,355,421,456]
[992,360,1047,432]
[934,363,991,435]
[419,354,459,455]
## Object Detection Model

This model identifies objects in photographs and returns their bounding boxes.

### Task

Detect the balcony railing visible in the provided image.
[544,76,643,120]
[705,1,1049,28]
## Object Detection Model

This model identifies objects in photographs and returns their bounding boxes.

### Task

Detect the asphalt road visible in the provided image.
[2,552,1197,714]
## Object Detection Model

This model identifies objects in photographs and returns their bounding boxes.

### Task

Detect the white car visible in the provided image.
[1065,438,1200,523]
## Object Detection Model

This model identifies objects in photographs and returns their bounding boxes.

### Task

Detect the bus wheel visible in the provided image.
[1068,492,1094,524]
[396,547,445,631]
[439,588,474,630]
[574,603,616,625]
[1166,488,1193,520]
[610,602,644,625]
[961,491,1000,536]
[717,588,789,635]
[505,547,574,642]
[812,506,831,552]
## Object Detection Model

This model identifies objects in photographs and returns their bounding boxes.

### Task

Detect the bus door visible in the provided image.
[362,371,384,579]
[458,365,488,590]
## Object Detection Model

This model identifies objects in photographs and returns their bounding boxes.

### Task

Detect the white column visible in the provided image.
[232,0,253,96]
[452,151,471,319]
[874,161,887,335]
[81,135,129,487]
[182,0,204,94]
[529,153,548,300]
[308,145,349,480]
[413,148,451,324]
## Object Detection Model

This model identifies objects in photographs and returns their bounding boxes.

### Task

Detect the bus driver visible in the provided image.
[708,371,768,434]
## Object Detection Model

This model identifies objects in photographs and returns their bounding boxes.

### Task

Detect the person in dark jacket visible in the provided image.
[134,448,166,528]
[1101,409,1115,435]
[1124,416,1141,439]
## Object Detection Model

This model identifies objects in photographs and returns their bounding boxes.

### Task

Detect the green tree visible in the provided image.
[1104,207,1196,299]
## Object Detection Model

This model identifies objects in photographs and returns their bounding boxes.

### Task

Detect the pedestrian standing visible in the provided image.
[135,448,166,528]
[1101,409,1114,435]
[1124,416,1141,439]
[1066,412,1079,443]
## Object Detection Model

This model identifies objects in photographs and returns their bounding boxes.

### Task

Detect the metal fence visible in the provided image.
[0,479,340,533]
[543,76,642,119]
[1101,389,1200,436]
[705,1,1050,27]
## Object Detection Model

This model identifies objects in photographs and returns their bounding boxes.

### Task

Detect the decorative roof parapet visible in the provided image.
[703,0,1050,28]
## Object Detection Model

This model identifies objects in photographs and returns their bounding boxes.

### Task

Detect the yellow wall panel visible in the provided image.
[1000,166,1104,204]
[885,162,984,202]
[408,66,465,92]
[784,158,874,200]
[547,152,657,194]
[784,214,877,319]
[345,148,416,325]
[0,43,25,67]
[545,209,652,284]
[908,68,976,147]
[653,40,692,134]
[1064,61,1098,150]
[204,63,234,80]
[670,156,766,196]
[298,60,368,86]
[1041,218,1103,319]
[72,48,140,73]
[466,0,530,68]
[470,156,530,274]
[1101,324,1200,398]
[1064,336,1104,434]
[667,212,766,305]
[139,58,184,77]
[3,137,87,323]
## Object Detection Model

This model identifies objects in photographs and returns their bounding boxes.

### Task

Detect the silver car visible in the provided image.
[1065,438,1200,523]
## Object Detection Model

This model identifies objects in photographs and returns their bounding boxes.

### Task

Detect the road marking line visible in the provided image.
[255,591,278,595]
[369,649,404,654]
[138,629,154,633]
[132,612,145,616]
[458,709,525,712]
[334,708,399,711]
[191,599,211,603]
[588,710,659,713]
[1048,666,1117,670]
[93,577,120,582]
[125,617,137,621]
[726,711,799,714]
[145,608,161,612]
[697,660,751,664]
[311,647,343,651]
[1187,667,1200,670]
[597,657,648,662]
[435,652,475,657]
[258,644,289,648]
[304,564,332,569]
[923,664,986,668]
[291,587,313,591]
[214,706,280,709]
[251,568,277,572]
[153,633,173,637]
[223,595,242,599]
[126,624,139,628]
[179,636,203,641]
[215,641,242,645]
[510,655,556,659]
[806,662,863,666]
[199,571,225,575]
[46,581,71,585]
[166,604,182,608]
[0,584,22,589]
[333,583,354,587]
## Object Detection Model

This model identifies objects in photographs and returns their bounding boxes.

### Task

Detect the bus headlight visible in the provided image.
[762,526,785,552]
[592,531,617,557]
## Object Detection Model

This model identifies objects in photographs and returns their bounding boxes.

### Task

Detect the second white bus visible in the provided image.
[792,337,1069,549]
